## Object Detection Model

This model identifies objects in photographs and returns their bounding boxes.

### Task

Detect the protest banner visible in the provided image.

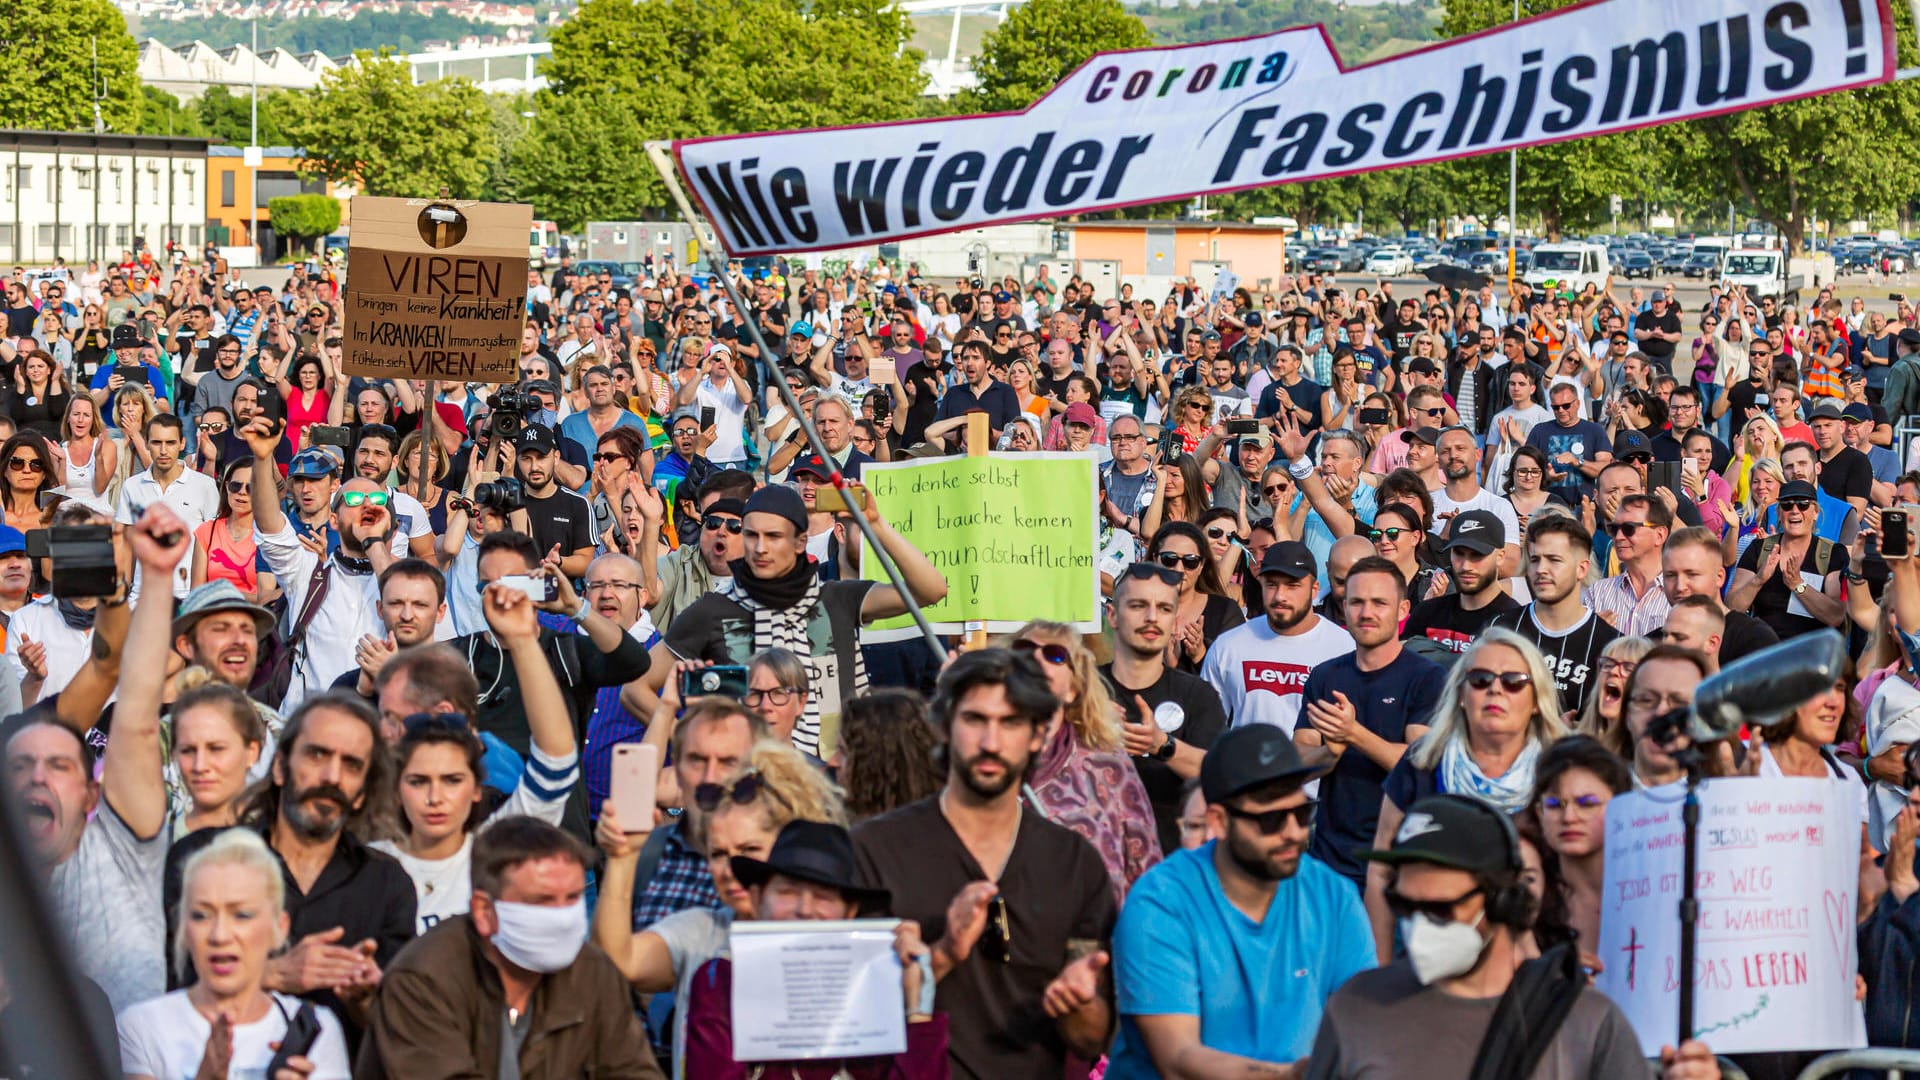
[674,0,1892,256]
[860,452,1100,639]
[342,197,531,383]
[1595,778,1867,1056]
[729,920,906,1062]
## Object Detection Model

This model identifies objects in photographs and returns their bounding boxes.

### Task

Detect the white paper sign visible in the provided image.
[676,0,1893,255]
[1209,269,1242,306]
[729,919,907,1062]
[1595,778,1866,1056]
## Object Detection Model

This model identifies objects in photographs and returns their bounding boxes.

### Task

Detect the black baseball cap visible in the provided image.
[1842,403,1875,423]
[1405,358,1440,376]
[1356,794,1518,876]
[1400,427,1441,447]
[1779,479,1819,503]
[1200,724,1325,803]
[515,422,557,455]
[1257,540,1317,580]
[1445,509,1505,554]
[1611,429,1653,461]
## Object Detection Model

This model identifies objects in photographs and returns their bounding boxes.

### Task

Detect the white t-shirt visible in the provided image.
[1429,484,1527,602]
[386,489,435,556]
[118,990,352,1080]
[372,745,578,934]
[255,522,385,714]
[5,595,95,699]
[115,467,221,598]
[1199,614,1354,735]
[695,377,750,463]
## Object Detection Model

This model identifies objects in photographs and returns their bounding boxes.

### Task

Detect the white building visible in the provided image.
[0,131,210,265]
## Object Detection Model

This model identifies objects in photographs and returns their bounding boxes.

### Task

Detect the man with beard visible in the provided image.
[1488,517,1620,716]
[1100,563,1228,855]
[1402,510,1520,653]
[514,423,596,579]
[1108,724,1371,1078]
[350,424,436,560]
[1429,426,1521,581]
[1297,558,1445,890]
[244,416,400,712]
[624,698,767,930]
[855,649,1118,1079]
[161,691,414,1047]
[651,483,945,759]
[1201,542,1354,734]
[333,559,450,699]
[8,505,173,1011]
[651,473,751,629]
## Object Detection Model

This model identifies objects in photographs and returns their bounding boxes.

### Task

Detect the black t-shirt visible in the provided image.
[1302,649,1448,886]
[1724,378,1769,431]
[1179,594,1247,675]
[1735,537,1847,640]
[521,486,594,558]
[1401,592,1523,653]
[1101,662,1227,855]
[854,798,1117,1080]
[1720,608,1780,666]
[900,360,944,447]
[1818,446,1874,505]
[1378,315,1426,359]
[1633,309,1683,361]
[1036,370,1075,403]
[1485,606,1619,717]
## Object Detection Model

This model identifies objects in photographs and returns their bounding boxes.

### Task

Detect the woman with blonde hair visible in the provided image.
[1733,456,1785,563]
[1728,413,1784,504]
[166,669,267,837]
[1364,628,1567,960]
[1167,384,1213,456]
[118,829,350,1078]
[57,392,117,510]
[594,732,845,1077]
[1573,635,1655,756]
[1008,621,1162,902]
[111,381,161,484]
[1007,357,1050,421]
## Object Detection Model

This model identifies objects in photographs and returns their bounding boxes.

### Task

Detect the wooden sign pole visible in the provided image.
[964,412,990,651]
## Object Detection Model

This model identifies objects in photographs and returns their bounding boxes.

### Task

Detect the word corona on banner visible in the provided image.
[675,0,1893,256]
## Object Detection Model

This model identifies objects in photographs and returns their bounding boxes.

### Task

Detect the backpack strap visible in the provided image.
[1467,943,1588,1080]
[630,824,674,897]
[287,558,333,672]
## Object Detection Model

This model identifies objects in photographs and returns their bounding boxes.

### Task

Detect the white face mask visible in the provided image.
[1399,909,1490,985]
[488,898,587,974]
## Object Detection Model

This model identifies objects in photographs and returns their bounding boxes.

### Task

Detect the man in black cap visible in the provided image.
[1402,510,1520,653]
[1400,417,1444,490]
[1842,401,1901,504]
[1807,399,1873,517]
[650,482,946,755]
[1108,723,1370,1077]
[89,321,170,411]
[1304,794,1720,1078]
[1633,288,1683,365]
[680,820,947,1074]
[1200,541,1356,734]
[1431,426,1521,580]
[513,422,595,579]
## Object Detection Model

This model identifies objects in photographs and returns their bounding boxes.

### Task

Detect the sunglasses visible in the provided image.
[226,480,250,495]
[1421,408,1446,418]
[1262,483,1292,495]
[693,770,767,812]
[1779,499,1816,512]
[337,490,391,509]
[198,422,228,432]
[1605,521,1653,539]
[1221,800,1317,835]
[592,452,629,464]
[1011,638,1072,666]
[703,516,744,534]
[1464,669,1534,693]
[1367,527,1410,542]
[1385,887,1482,922]
[1156,551,1206,570]
[1121,562,1183,588]
[1204,525,1237,542]
[5,457,41,473]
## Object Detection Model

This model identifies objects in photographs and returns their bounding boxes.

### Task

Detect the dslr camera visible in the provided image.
[26,525,119,598]
[473,478,525,515]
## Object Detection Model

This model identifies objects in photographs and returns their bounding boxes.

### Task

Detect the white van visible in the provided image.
[1523,242,1610,293]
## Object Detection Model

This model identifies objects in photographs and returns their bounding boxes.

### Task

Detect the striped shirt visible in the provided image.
[1582,570,1671,639]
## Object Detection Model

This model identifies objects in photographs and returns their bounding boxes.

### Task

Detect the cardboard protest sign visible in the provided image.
[1596,778,1867,1055]
[859,452,1099,638]
[676,0,1892,255]
[343,197,531,383]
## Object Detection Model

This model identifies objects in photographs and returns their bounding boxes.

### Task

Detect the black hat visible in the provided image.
[1356,794,1518,876]
[1200,724,1325,803]
[730,820,890,908]
[745,484,809,534]
[1405,358,1440,376]
[515,422,557,455]
[1899,327,1920,348]
[1400,426,1441,447]
[791,453,832,479]
[1257,540,1317,579]
[1611,429,1653,461]
[1779,479,1820,503]
[1842,403,1875,423]
[1445,509,1505,554]
[1806,399,1845,422]
[1287,306,1314,320]
[109,322,143,350]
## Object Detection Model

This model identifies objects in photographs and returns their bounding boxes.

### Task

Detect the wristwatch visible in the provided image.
[1152,733,1177,761]
[1791,579,1808,595]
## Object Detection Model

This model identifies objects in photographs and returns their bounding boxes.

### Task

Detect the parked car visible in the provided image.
[1365,246,1415,276]
[1617,251,1656,279]
[1304,248,1346,273]
[572,259,635,289]
[1683,251,1720,278]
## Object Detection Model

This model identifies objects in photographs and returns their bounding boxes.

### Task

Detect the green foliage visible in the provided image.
[134,86,207,138]
[0,0,142,132]
[194,86,294,147]
[963,0,1150,113]
[536,0,927,214]
[1140,0,1436,56]
[277,52,497,198]
[268,194,341,253]
[138,11,541,55]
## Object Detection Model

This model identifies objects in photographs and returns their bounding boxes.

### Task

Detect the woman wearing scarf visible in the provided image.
[1361,627,1568,961]
[652,484,948,761]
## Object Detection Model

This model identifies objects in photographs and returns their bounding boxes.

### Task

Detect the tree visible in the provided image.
[269,194,341,255]
[495,93,655,230]
[195,86,293,148]
[277,52,497,199]
[962,0,1150,113]
[537,0,928,213]
[134,86,207,138]
[0,0,141,132]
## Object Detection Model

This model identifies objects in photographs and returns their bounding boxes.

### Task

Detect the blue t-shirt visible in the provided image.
[1108,844,1374,1077]
[1303,649,1449,886]
[1292,481,1376,598]
[1524,418,1610,501]
[558,409,646,462]
[1762,486,1851,543]
[90,362,171,416]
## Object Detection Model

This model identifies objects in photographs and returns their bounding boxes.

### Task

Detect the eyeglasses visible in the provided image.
[585,580,642,594]
[1512,467,1542,478]
[1221,800,1317,835]
[1464,668,1534,693]
[1121,562,1183,587]
[226,480,250,495]
[1156,551,1206,570]
[1385,887,1482,923]
[592,452,629,464]
[1011,638,1072,666]
[1598,658,1638,678]
[5,458,41,474]
[692,770,767,812]
[1628,690,1692,713]
[1262,483,1292,495]
[703,516,744,534]
[337,490,391,509]
[1540,793,1606,812]
[744,686,799,709]
[981,895,1012,964]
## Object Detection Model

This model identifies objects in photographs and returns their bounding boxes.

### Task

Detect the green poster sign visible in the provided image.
[861,453,1100,634]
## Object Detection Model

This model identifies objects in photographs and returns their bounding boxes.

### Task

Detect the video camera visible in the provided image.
[484,386,537,451]
[25,525,119,598]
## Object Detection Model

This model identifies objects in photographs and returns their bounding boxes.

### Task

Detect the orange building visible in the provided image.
[205,145,341,260]
[1064,220,1291,290]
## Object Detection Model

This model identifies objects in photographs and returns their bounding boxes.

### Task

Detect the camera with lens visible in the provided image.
[25,525,119,598]
[484,386,535,448]
[472,478,524,515]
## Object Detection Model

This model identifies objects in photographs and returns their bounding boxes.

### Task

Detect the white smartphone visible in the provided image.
[608,744,660,830]
[495,574,556,604]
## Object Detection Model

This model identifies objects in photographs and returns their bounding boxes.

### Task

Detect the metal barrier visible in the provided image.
[1897,417,1920,475]
[1794,1048,1920,1079]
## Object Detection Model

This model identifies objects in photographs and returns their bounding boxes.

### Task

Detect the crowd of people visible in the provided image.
[2,247,1916,1078]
